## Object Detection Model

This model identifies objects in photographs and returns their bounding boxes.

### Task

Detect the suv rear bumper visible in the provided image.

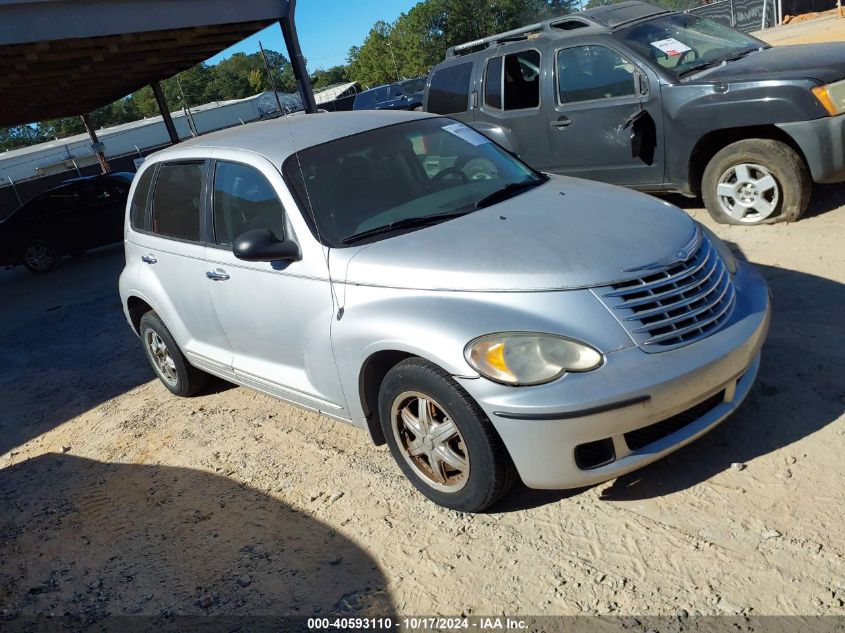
[778,113,845,184]
[456,261,770,489]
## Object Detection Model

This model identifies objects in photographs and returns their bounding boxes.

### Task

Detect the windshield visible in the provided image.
[400,78,427,95]
[615,14,764,79]
[283,118,545,247]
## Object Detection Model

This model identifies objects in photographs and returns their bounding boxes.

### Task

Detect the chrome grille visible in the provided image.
[599,235,736,351]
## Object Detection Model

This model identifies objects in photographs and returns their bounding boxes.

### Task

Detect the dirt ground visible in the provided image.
[754,12,845,45]
[1,178,844,622]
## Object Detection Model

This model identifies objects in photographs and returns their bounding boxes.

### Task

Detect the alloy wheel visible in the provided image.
[390,391,470,492]
[715,162,780,224]
[23,244,55,272]
[145,329,178,386]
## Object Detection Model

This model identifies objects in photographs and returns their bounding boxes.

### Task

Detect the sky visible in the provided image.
[206,0,420,71]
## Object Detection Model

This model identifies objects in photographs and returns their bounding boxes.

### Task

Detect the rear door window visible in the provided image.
[212,161,285,247]
[427,62,473,114]
[150,162,204,241]
[484,57,503,110]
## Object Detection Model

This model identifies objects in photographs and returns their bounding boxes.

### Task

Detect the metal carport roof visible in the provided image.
[0,0,316,127]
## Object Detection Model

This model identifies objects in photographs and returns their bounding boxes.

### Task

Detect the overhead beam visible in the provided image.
[151,81,180,145]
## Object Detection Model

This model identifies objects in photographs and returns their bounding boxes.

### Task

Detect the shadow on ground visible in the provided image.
[0,454,394,624]
[495,258,844,510]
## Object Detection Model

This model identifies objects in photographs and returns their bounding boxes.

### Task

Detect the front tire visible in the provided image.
[139,311,209,397]
[702,138,810,225]
[22,239,60,273]
[378,358,515,512]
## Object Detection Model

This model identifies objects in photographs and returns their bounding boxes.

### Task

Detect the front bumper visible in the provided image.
[456,261,771,489]
[778,113,845,184]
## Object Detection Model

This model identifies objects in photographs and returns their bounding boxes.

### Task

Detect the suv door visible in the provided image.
[473,45,549,169]
[547,43,664,187]
[128,160,233,372]
[203,157,347,416]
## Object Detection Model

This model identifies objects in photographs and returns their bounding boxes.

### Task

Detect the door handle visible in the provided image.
[551,117,572,129]
[141,254,157,264]
[206,269,230,281]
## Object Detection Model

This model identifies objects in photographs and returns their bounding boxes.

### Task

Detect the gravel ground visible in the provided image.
[1,184,843,622]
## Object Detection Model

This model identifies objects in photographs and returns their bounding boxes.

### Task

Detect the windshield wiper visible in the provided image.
[340,211,469,245]
[678,47,761,78]
[473,177,547,209]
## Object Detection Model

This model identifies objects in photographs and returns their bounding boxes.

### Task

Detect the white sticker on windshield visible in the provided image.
[650,37,692,57]
[442,123,491,146]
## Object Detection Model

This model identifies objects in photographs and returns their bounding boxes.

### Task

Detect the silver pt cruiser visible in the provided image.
[119,111,770,512]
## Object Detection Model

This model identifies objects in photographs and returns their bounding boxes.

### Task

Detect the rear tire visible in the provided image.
[139,311,209,397]
[22,239,60,273]
[701,138,810,225]
[378,357,515,512]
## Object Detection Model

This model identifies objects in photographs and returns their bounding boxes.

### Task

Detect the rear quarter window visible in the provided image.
[427,62,473,114]
[129,167,156,231]
[150,162,204,241]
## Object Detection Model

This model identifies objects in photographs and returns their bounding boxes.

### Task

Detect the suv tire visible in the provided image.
[378,357,515,512]
[139,311,209,397]
[702,138,810,225]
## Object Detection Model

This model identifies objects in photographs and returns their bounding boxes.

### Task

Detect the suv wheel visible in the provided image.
[702,139,810,225]
[378,358,515,512]
[139,311,209,397]
[22,239,60,273]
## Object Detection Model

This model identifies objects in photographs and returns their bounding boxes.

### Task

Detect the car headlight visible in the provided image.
[812,80,845,116]
[699,224,737,275]
[465,332,603,386]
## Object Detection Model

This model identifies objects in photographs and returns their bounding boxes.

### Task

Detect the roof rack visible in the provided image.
[444,1,671,58]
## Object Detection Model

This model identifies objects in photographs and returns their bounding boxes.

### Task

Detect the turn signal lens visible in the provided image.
[465,333,603,386]
[812,81,845,116]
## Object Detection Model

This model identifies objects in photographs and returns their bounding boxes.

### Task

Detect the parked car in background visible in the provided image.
[424,0,845,225]
[0,172,133,273]
[353,77,427,111]
[120,111,770,512]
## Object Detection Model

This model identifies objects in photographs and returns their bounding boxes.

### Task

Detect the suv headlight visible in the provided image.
[699,224,737,275]
[465,333,602,386]
[812,80,845,116]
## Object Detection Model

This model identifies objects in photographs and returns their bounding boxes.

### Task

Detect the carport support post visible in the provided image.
[151,81,180,145]
[279,0,317,114]
[81,114,110,174]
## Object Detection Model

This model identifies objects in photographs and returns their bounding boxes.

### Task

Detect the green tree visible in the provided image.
[0,125,43,151]
[311,65,351,90]
[347,0,580,87]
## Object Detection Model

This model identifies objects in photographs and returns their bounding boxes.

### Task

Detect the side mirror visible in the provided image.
[233,229,301,263]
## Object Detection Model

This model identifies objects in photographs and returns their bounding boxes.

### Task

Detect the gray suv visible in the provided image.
[120,110,770,512]
[424,1,845,225]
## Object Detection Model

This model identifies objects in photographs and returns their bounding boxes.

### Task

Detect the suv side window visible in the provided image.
[427,62,473,114]
[484,50,541,111]
[212,161,285,247]
[150,162,204,241]
[557,45,637,104]
[484,57,503,110]
[130,167,155,230]
[355,90,375,109]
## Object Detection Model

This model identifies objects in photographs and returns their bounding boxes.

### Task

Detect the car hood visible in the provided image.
[695,44,845,84]
[335,176,697,292]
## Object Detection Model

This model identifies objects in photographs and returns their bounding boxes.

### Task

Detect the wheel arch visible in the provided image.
[126,295,154,335]
[357,350,416,446]
[688,125,809,196]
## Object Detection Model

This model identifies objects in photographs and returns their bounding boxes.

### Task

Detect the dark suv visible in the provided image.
[353,78,426,111]
[423,1,845,224]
